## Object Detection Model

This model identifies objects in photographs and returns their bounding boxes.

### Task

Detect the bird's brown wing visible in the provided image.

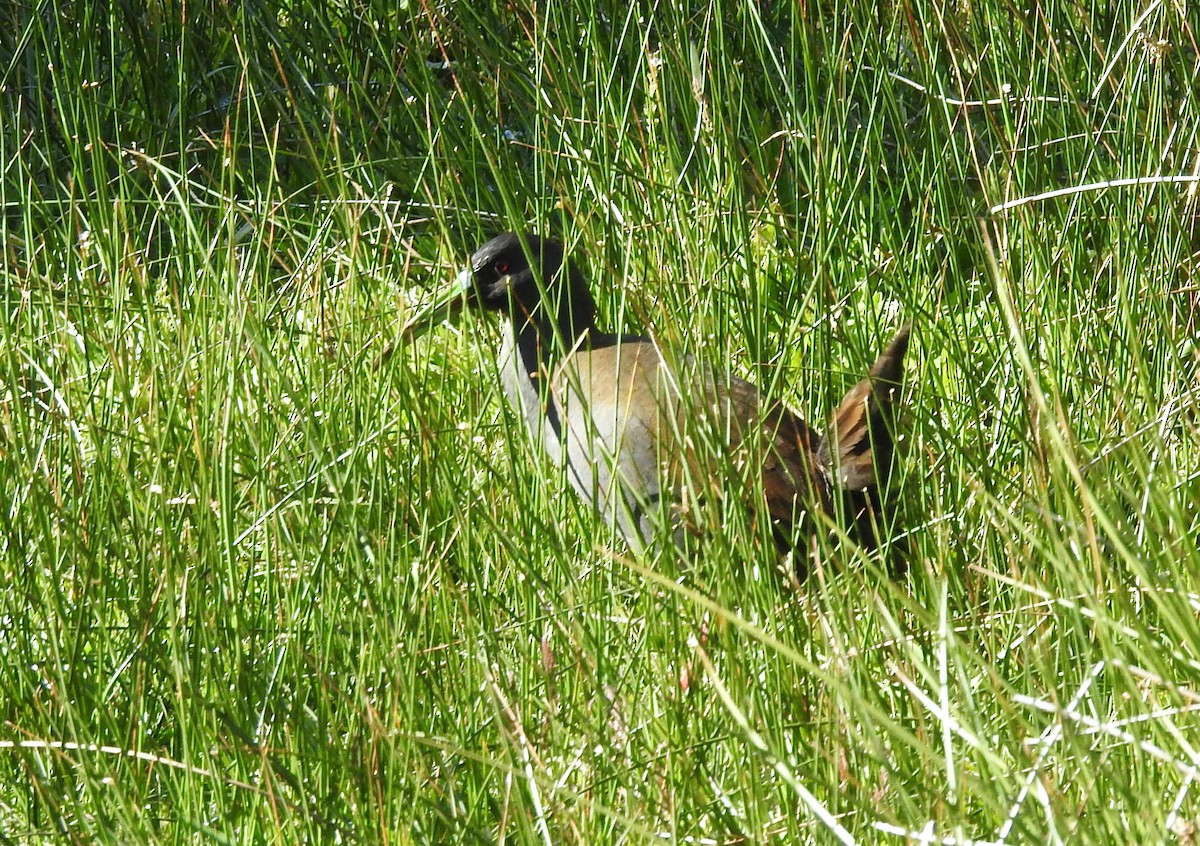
[673,373,830,553]
[757,401,832,540]
[819,325,910,491]
[815,325,911,554]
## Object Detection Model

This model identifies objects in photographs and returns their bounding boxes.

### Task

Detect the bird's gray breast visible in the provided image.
[497,322,670,550]
[497,321,564,467]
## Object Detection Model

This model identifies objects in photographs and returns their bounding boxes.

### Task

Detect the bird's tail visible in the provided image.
[816,325,911,543]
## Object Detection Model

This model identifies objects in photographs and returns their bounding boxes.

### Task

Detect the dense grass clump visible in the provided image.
[2,0,1199,842]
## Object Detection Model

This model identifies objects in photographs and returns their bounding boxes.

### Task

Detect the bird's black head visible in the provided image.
[402,232,598,343]
[461,232,597,339]
[465,232,563,314]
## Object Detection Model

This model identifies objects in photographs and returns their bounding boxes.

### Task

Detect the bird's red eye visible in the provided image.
[495,261,510,274]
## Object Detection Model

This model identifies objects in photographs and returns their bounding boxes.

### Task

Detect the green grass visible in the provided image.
[2,0,1199,842]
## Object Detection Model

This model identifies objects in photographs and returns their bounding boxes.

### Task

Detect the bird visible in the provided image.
[401,232,910,579]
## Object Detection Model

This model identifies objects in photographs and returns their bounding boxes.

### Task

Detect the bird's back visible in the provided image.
[548,334,836,554]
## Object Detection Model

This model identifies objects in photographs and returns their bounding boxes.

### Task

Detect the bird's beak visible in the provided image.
[401,268,476,338]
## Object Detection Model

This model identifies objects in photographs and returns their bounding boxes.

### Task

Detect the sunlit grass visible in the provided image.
[2,0,1199,842]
